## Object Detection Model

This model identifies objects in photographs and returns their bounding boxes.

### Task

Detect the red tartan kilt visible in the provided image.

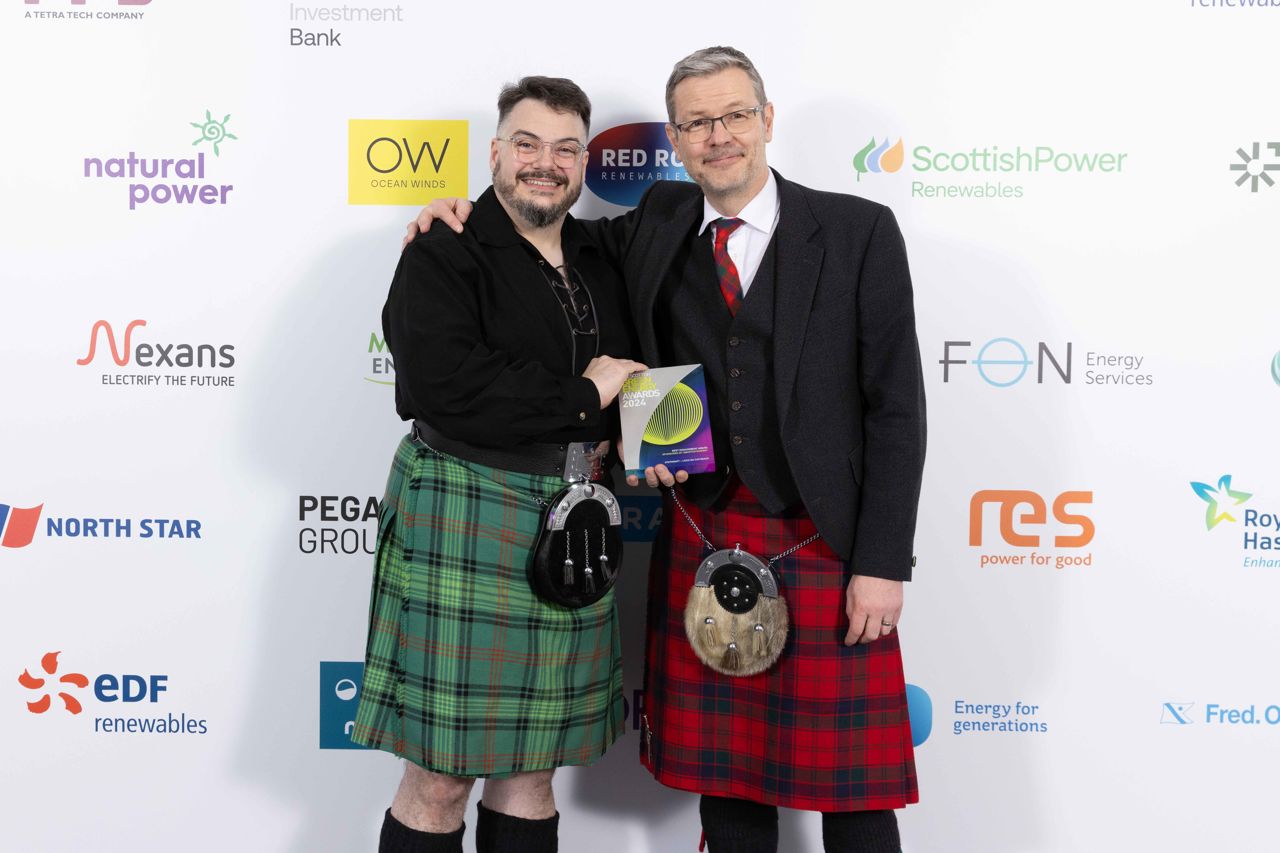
[641,481,918,812]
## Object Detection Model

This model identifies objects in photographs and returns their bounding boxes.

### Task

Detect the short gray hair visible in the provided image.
[665,46,768,124]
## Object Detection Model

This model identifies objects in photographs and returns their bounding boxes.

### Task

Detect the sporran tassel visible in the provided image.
[599,529,613,579]
[720,641,741,673]
[562,557,574,586]
[752,623,766,657]
[702,617,718,647]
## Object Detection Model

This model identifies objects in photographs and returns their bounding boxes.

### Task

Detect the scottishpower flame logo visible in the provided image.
[853,137,904,180]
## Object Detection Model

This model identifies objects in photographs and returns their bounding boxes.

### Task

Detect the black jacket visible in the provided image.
[385,187,635,448]
[583,171,926,581]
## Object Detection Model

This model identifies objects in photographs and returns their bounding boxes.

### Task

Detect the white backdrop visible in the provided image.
[3,1,1279,851]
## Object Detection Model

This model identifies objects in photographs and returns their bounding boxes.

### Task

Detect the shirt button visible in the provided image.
[729,368,742,378]
[728,336,740,347]
[732,435,744,446]
[578,412,586,421]
[731,401,743,412]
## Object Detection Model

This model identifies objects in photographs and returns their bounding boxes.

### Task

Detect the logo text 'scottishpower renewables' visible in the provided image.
[854,135,1129,199]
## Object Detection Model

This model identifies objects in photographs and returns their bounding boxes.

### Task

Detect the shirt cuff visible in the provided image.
[564,376,602,428]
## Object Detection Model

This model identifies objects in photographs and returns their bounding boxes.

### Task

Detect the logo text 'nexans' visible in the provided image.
[969,489,1095,569]
[348,120,466,205]
[587,123,691,207]
[77,320,236,388]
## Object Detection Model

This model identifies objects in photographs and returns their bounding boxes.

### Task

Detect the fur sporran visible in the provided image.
[683,546,788,677]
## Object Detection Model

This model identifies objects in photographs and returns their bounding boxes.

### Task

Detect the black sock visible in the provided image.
[475,800,559,853]
[378,808,464,853]
[699,795,779,853]
[821,809,900,853]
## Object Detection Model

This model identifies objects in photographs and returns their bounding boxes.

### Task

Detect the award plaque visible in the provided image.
[620,364,717,477]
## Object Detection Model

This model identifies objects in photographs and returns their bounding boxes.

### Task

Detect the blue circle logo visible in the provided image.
[974,337,1032,387]
[905,683,932,747]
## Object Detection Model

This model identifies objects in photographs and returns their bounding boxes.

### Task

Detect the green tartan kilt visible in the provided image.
[352,434,624,777]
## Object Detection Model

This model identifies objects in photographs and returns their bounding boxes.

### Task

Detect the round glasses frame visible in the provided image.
[499,134,587,167]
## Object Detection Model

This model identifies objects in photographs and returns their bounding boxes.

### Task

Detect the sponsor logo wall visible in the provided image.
[4,3,1278,851]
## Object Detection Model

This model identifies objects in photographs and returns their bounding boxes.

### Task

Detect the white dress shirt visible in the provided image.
[697,170,781,297]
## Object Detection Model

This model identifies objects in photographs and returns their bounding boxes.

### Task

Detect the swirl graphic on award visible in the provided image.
[620,365,717,477]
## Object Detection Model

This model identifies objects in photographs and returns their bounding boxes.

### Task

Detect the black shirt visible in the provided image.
[383,187,635,448]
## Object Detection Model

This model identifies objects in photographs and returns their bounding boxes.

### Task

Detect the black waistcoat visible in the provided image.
[653,224,800,513]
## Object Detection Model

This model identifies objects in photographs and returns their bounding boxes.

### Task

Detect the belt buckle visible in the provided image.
[563,440,610,483]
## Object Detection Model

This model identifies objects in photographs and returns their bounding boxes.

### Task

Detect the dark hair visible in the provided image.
[497,76,592,136]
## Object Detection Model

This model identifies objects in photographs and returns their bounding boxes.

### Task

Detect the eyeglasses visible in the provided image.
[501,134,587,167]
[671,105,767,143]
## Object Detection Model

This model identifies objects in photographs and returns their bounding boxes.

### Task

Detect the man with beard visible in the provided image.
[353,76,643,853]
[410,47,925,853]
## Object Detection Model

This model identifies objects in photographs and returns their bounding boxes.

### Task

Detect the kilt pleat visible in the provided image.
[641,481,918,812]
[352,434,624,777]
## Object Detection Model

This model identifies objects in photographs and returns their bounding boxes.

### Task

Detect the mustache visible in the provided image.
[516,168,568,186]
[702,146,747,163]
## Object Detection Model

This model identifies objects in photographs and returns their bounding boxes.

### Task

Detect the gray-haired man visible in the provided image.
[412,47,925,853]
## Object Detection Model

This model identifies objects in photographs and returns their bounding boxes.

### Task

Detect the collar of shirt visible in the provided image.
[697,169,780,239]
[469,186,594,265]
[696,170,780,295]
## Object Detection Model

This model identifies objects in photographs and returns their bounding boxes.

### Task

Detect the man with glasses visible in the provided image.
[356,76,643,853]
[410,47,925,853]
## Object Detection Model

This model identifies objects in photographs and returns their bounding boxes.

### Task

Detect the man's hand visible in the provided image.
[626,465,689,488]
[402,198,474,249]
[843,575,903,645]
[583,356,647,408]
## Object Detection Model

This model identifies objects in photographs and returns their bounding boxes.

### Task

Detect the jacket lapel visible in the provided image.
[772,172,824,421]
[635,191,703,364]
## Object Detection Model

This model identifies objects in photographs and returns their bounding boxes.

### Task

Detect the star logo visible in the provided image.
[1189,475,1252,530]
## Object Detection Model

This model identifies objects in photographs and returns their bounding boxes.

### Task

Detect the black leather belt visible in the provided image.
[412,420,609,480]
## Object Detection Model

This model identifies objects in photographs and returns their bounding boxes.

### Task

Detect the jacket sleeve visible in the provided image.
[851,206,927,582]
[383,235,602,447]
[575,182,663,267]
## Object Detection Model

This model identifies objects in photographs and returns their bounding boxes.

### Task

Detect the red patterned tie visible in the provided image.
[712,217,745,316]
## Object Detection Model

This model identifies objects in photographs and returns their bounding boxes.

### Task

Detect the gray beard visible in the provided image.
[493,168,582,229]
